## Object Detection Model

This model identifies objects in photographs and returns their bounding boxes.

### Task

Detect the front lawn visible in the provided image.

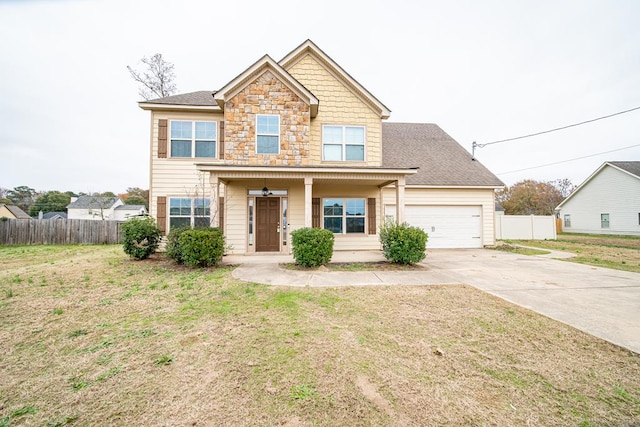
[502,233,640,273]
[1,245,638,426]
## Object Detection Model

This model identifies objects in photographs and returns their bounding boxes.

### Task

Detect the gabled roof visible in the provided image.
[279,39,391,119]
[0,203,31,219]
[556,161,640,210]
[382,123,504,187]
[608,161,640,178]
[42,212,67,219]
[213,54,319,117]
[67,196,120,209]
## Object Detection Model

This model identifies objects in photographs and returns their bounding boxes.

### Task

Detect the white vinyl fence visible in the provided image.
[495,215,557,240]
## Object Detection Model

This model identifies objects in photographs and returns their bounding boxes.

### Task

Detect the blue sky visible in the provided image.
[1,0,638,194]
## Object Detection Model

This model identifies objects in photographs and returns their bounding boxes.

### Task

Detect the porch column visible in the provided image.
[395,177,406,224]
[304,177,313,227]
[209,174,219,227]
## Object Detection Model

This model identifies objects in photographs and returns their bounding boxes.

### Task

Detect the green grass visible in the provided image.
[0,245,638,426]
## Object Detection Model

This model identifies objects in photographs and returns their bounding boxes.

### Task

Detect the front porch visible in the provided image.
[196,164,417,254]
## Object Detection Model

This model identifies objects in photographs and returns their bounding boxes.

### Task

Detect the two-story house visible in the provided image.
[140,40,503,254]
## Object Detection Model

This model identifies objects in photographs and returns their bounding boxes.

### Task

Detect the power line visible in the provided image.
[475,105,640,149]
[496,143,640,175]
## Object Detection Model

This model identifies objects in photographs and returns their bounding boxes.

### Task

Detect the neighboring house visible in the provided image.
[39,211,68,220]
[67,196,124,220]
[0,203,31,219]
[139,40,503,253]
[113,205,148,221]
[556,161,640,236]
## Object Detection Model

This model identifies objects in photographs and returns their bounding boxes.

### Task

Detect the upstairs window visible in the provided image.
[256,115,280,154]
[322,125,365,161]
[601,213,610,229]
[170,121,216,158]
[323,198,365,234]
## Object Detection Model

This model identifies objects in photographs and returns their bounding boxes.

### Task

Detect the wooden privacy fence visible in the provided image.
[0,219,123,245]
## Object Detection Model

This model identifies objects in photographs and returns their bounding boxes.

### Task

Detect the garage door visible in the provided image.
[385,205,483,248]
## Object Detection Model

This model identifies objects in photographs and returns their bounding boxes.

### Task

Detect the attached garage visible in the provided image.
[385,205,483,248]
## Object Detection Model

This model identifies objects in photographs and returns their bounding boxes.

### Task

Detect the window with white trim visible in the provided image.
[563,214,571,228]
[170,121,216,158]
[322,125,365,161]
[323,198,365,234]
[256,115,280,154]
[169,197,210,229]
[601,213,610,229]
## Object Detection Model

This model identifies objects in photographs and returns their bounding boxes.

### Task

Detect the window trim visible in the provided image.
[256,114,280,155]
[169,120,217,159]
[322,197,366,235]
[322,125,366,162]
[168,197,211,230]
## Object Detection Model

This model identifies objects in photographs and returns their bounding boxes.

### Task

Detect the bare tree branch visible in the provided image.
[127,53,177,100]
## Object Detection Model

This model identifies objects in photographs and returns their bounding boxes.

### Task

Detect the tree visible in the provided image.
[124,196,147,207]
[7,186,37,213]
[498,179,575,215]
[29,191,71,216]
[127,53,177,100]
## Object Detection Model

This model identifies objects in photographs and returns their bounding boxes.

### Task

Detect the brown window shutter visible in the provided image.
[312,198,320,228]
[368,198,376,235]
[218,197,224,233]
[158,119,168,158]
[157,196,167,234]
[219,121,224,160]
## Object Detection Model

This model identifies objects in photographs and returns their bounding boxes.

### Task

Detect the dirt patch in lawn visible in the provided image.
[1,245,639,426]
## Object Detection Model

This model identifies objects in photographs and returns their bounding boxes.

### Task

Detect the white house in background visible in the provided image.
[67,196,124,220]
[113,204,148,220]
[556,161,640,236]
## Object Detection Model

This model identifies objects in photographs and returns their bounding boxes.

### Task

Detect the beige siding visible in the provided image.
[383,187,497,246]
[149,110,224,220]
[287,54,383,166]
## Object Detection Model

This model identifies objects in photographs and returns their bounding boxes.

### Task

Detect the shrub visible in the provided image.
[178,228,225,268]
[291,227,334,267]
[379,220,428,265]
[121,216,161,260]
[165,225,190,264]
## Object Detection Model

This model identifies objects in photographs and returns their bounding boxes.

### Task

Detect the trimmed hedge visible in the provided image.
[379,220,428,265]
[121,216,161,260]
[291,227,334,267]
[178,227,225,268]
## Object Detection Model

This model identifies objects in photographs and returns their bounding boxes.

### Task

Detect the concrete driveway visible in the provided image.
[226,249,640,354]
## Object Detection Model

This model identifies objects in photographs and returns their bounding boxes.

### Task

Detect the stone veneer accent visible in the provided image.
[224,70,311,166]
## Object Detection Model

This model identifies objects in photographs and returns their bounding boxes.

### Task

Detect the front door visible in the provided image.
[256,197,280,252]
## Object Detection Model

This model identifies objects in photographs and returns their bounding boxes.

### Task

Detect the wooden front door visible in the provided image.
[256,197,280,252]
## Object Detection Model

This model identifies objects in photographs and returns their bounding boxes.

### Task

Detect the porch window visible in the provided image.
[169,197,210,229]
[563,214,571,228]
[256,115,280,154]
[322,125,365,161]
[170,121,216,158]
[323,198,365,234]
[601,213,610,229]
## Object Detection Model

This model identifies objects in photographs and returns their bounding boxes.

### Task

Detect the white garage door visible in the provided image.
[385,205,483,248]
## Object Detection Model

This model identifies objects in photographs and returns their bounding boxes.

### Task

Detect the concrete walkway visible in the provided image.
[222,249,640,354]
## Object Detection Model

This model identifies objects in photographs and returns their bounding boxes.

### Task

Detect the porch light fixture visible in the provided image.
[262,179,272,197]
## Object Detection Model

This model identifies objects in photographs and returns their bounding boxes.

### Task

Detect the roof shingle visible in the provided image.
[382,122,504,187]
[143,91,217,106]
[609,161,640,178]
